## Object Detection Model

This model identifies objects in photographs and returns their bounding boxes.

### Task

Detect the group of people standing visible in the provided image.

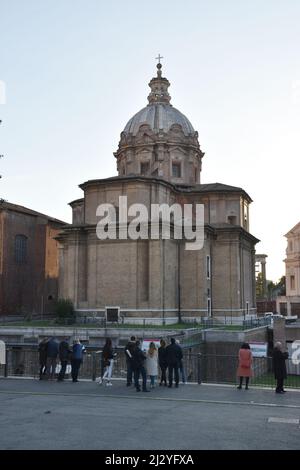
[39,335,290,393]
[124,336,185,392]
[236,341,289,393]
[38,336,86,383]
[97,336,185,392]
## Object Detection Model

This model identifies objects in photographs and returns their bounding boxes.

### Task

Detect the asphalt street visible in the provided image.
[0,377,299,450]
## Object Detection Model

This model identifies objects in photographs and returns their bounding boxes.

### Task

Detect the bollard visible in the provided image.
[197,353,202,384]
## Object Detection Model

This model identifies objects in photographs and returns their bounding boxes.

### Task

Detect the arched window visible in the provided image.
[15,235,27,264]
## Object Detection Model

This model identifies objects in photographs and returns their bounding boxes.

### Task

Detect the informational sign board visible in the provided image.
[249,342,268,357]
[141,339,161,352]
[105,306,120,322]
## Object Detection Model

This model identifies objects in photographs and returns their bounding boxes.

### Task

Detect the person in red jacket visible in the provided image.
[237,342,253,390]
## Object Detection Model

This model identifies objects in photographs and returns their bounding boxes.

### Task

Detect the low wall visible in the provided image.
[0,326,188,347]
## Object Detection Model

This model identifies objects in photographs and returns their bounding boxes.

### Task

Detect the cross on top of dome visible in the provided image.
[155,54,164,78]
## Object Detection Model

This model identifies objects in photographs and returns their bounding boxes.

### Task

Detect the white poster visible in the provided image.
[249,342,268,357]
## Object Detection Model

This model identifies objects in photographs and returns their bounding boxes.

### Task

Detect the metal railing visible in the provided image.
[199,316,271,329]
[1,346,299,389]
[0,314,272,330]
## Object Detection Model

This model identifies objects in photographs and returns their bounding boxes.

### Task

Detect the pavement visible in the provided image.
[0,377,299,450]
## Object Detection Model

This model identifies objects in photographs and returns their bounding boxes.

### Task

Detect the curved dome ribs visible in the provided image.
[114,63,204,185]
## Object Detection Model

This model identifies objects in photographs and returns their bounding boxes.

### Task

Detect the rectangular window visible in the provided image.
[228,215,237,225]
[243,203,248,229]
[15,235,27,264]
[279,302,287,315]
[172,162,181,178]
[140,162,149,175]
[291,302,300,316]
[290,275,295,290]
[206,255,211,279]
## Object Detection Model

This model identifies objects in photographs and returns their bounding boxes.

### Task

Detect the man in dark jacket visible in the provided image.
[166,338,183,388]
[57,337,70,382]
[45,337,59,380]
[38,337,48,380]
[273,341,289,393]
[124,336,136,386]
[132,341,150,392]
[71,339,86,382]
[158,339,168,386]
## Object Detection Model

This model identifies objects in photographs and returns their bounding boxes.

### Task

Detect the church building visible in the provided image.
[57,62,259,323]
[276,222,300,317]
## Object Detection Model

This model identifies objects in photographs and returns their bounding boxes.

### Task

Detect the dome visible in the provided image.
[123,103,195,137]
[114,61,204,185]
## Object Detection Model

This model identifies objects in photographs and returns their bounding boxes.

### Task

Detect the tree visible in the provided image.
[256,272,265,299]
[276,276,286,296]
[267,276,286,299]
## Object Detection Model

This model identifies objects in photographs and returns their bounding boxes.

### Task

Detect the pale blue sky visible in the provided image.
[1,0,300,281]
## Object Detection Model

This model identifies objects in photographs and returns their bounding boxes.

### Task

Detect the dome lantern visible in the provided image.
[147,61,171,105]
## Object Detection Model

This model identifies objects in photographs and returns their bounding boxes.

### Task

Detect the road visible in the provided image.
[0,378,299,450]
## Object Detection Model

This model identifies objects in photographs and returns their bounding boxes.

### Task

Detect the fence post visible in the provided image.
[4,347,8,378]
[197,353,202,384]
[92,352,97,381]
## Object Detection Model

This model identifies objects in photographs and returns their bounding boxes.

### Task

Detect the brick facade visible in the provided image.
[57,178,259,321]
[0,202,66,316]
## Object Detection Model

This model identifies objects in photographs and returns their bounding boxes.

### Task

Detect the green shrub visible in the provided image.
[55,299,76,325]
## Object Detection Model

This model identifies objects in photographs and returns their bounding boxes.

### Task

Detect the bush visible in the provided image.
[55,299,76,325]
